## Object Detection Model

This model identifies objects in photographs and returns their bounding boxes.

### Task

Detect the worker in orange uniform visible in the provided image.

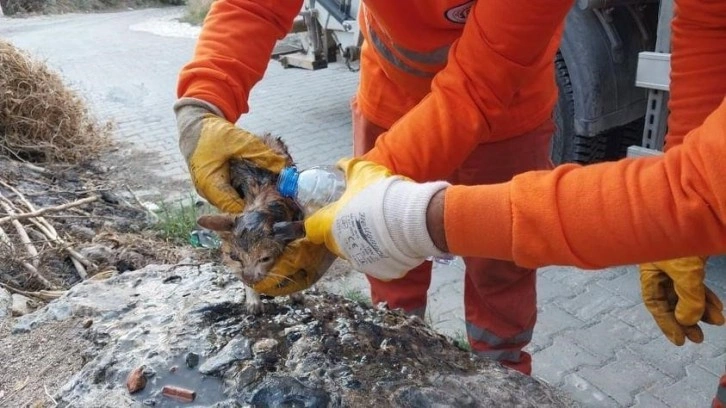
[175,0,572,375]
[303,0,726,404]
[346,0,566,374]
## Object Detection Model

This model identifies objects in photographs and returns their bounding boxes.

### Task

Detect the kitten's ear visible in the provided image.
[272,221,305,243]
[197,214,235,232]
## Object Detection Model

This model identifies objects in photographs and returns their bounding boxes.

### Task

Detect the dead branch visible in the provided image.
[0,194,52,288]
[0,225,12,249]
[0,200,37,260]
[0,195,98,225]
[0,181,95,278]
[44,384,58,407]
[19,161,51,175]
[0,282,64,300]
[27,217,93,266]
[68,207,92,217]
[26,217,91,279]
[89,269,116,280]
[70,257,88,279]
[124,184,159,223]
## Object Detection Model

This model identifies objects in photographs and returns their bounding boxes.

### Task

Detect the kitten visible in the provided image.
[197,133,305,314]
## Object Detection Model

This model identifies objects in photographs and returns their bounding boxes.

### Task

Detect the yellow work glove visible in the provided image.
[174,97,288,213]
[304,158,450,280]
[640,256,725,346]
[176,97,333,296]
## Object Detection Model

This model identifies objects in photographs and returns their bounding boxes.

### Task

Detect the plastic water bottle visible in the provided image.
[277,165,454,265]
[277,165,346,216]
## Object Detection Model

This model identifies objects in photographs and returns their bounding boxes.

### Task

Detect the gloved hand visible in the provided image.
[174,97,289,213]
[304,158,450,281]
[251,238,336,296]
[177,97,333,296]
[640,256,725,346]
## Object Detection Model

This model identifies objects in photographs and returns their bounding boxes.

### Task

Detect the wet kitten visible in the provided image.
[196,133,305,314]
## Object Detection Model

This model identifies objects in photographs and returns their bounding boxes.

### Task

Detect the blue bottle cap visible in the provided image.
[277,166,299,198]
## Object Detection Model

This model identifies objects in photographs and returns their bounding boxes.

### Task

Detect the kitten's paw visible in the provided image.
[245,287,263,315]
[246,297,263,315]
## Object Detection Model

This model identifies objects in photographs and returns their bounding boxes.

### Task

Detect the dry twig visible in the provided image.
[26,218,90,279]
[0,225,12,249]
[0,198,51,288]
[19,161,51,175]
[124,184,159,223]
[0,196,98,225]
[44,384,58,407]
[0,181,96,278]
[0,282,64,301]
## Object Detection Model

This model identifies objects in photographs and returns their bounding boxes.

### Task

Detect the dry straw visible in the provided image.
[0,39,113,164]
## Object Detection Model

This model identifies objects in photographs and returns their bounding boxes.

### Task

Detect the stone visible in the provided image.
[252,338,278,355]
[126,366,146,393]
[11,294,32,317]
[68,225,96,241]
[79,244,116,265]
[4,264,575,407]
[185,352,199,369]
[0,288,11,320]
[116,250,145,272]
[198,337,253,375]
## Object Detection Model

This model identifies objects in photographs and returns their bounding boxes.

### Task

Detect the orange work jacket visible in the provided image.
[177,0,570,182]
[445,0,726,268]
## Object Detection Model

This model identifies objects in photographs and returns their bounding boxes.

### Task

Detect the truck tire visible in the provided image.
[550,52,606,165]
[603,117,645,160]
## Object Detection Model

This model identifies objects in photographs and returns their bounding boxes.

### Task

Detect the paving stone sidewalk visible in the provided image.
[2,8,724,407]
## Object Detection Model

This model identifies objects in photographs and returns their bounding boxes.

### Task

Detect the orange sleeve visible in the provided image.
[444,97,726,269]
[176,0,302,123]
[362,0,571,182]
[445,0,726,269]
[665,0,726,149]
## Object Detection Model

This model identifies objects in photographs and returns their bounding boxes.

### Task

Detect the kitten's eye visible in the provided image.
[259,256,272,264]
[230,254,240,262]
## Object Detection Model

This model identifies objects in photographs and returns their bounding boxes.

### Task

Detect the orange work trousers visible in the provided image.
[351,97,555,375]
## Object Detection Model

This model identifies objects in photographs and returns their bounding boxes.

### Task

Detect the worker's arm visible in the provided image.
[304,98,726,277]
[362,0,572,181]
[173,0,303,212]
[665,0,726,149]
[174,0,336,288]
[176,0,303,122]
[445,97,726,269]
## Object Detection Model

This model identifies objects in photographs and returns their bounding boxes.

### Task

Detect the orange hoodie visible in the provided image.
[177,0,569,182]
[444,0,726,269]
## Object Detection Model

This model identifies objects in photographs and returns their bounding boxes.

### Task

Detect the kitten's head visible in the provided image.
[197,213,302,285]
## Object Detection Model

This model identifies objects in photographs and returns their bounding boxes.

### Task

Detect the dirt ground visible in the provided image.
[0,139,196,403]
[0,138,356,407]
[0,140,211,407]
[0,318,92,407]
[0,141,210,292]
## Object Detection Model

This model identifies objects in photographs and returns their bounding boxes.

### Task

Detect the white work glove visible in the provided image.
[304,158,450,280]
